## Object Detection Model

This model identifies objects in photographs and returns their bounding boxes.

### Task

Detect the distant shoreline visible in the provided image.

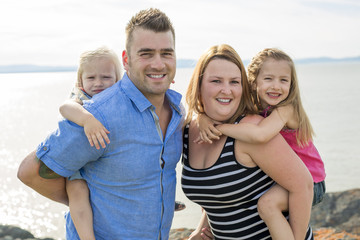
[1,57,360,74]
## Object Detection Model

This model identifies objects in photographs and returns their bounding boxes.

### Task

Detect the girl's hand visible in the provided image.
[83,116,110,149]
[195,114,222,144]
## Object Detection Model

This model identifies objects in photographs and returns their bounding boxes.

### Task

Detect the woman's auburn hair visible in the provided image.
[185,44,257,125]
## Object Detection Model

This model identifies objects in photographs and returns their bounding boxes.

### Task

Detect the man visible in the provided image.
[17,8,183,239]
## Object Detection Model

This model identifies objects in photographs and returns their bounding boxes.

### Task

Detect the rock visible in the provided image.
[0,225,34,239]
[0,225,54,240]
[310,188,360,235]
[169,228,194,240]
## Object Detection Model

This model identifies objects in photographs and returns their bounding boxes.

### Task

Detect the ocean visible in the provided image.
[0,62,359,239]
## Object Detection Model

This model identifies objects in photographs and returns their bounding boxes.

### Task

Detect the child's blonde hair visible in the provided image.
[76,47,122,88]
[247,48,314,146]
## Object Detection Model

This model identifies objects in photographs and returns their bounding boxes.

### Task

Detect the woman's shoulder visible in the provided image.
[188,119,199,134]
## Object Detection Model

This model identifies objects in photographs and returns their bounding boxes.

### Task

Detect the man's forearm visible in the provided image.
[17,150,69,205]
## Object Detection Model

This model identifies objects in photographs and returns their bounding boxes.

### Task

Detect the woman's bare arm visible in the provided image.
[239,115,313,240]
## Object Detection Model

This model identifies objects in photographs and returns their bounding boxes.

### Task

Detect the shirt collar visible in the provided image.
[120,73,182,114]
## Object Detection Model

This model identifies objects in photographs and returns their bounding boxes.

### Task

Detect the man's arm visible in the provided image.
[17,150,69,205]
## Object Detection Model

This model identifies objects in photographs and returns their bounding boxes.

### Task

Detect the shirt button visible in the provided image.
[43,146,47,151]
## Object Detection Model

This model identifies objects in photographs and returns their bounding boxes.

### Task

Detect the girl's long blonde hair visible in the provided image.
[248,48,314,146]
[185,44,257,125]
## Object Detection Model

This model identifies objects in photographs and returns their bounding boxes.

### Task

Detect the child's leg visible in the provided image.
[66,179,95,240]
[257,184,294,240]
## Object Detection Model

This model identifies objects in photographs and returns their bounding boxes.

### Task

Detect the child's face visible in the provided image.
[255,58,291,108]
[82,57,117,97]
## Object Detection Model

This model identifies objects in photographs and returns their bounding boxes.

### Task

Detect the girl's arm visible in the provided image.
[217,105,294,143]
[240,115,313,240]
[59,100,110,149]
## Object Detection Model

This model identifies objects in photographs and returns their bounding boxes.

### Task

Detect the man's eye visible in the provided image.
[140,53,151,57]
[162,52,173,56]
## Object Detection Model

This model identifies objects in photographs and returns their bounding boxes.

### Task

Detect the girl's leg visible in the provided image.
[257,184,294,240]
[66,179,95,240]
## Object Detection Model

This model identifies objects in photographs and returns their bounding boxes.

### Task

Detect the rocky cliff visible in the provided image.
[1,189,359,240]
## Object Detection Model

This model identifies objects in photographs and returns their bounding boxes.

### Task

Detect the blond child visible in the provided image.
[197,48,325,240]
[60,47,122,240]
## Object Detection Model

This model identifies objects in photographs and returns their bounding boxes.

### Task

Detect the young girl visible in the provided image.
[60,47,122,240]
[197,48,326,240]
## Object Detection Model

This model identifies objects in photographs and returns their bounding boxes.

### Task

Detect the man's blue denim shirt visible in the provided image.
[36,74,184,239]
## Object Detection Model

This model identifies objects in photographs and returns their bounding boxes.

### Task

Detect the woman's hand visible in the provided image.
[188,227,214,240]
[83,115,110,149]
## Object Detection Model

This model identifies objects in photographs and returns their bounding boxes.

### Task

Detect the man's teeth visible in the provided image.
[217,98,230,103]
[149,74,164,78]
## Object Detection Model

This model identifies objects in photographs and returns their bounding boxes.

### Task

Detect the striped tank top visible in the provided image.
[181,121,314,240]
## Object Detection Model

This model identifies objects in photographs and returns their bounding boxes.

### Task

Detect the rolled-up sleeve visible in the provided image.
[36,118,104,177]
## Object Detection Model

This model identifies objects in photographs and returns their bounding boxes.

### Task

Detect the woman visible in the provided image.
[182,44,314,240]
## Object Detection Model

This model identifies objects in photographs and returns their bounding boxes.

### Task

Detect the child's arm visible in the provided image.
[194,113,222,144]
[217,105,294,143]
[59,100,110,149]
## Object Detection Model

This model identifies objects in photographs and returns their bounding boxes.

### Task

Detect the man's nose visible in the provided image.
[151,54,165,70]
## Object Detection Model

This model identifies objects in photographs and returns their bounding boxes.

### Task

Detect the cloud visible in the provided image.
[0,0,359,65]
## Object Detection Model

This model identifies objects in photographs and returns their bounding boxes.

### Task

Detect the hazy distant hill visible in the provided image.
[1,57,359,73]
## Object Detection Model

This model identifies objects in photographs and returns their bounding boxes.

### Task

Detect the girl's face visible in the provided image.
[200,59,242,122]
[82,57,117,97]
[255,58,291,108]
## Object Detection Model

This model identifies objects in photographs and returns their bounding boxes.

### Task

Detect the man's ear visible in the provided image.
[122,50,128,70]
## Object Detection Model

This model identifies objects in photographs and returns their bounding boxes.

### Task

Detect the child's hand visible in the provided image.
[83,116,110,149]
[194,114,222,144]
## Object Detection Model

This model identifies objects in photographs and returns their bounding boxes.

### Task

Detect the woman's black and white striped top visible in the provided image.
[181,122,314,240]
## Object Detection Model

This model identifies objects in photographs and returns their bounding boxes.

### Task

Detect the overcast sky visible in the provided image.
[1,0,359,66]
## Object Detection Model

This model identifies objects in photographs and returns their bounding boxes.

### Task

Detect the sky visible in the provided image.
[1,0,359,66]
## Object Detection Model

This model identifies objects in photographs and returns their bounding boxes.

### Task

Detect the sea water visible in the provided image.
[0,62,359,239]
